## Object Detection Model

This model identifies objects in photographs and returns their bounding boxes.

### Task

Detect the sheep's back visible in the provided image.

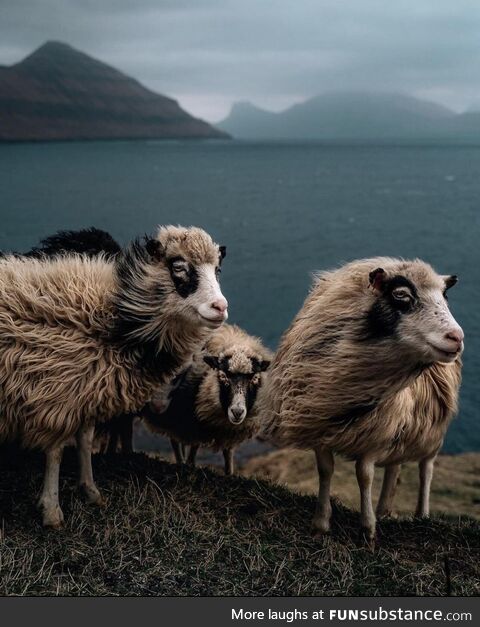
[0,255,114,333]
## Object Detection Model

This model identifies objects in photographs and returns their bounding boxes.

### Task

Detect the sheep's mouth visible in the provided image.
[427,342,460,362]
[227,410,247,425]
[198,313,225,328]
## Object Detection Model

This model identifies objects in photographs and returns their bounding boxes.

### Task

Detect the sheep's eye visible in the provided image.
[172,261,187,274]
[392,288,412,301]
[219,372,230,386]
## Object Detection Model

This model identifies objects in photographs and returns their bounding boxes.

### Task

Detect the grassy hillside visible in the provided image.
[243,450,480,520]
[0,451,479,596]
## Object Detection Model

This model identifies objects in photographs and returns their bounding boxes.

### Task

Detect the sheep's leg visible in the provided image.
[415,456,436,518]
[311,446,334,538]
[171,439,185,464]
[356,457,376,546]
[376,463,401,518]
[187,444,199,466]
[106,427,118,455]
[97,431,110,455]
[223,448,234,475]
[119,414,134,455]
[76,423,104,506]
[37,445,65,529]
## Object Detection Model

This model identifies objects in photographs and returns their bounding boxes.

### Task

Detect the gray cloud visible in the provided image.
[1,0,479,120]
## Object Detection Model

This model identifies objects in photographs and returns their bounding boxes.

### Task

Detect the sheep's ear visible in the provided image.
[369,267,387,292]
[204,355,220,370]
[252,358,271,373]
[219,245,226,261]
[145,237,164,262]
[444,275,458,290]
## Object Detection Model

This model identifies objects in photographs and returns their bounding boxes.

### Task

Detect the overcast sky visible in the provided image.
[1,0,479,122]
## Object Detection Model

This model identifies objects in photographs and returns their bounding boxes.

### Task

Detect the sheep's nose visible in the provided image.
[232,406,244,420]
[211,298,228,314]
[445,328,464,349]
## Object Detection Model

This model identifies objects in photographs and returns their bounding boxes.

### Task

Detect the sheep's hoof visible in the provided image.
[414,511,430,519]
[358,527,376,551]
[311,520,331,540]
[376,509,397,520]
[39,504,64,529]
[79,483,105,507]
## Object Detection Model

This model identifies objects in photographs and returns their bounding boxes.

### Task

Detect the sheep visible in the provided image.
[142,324,272,475]
[260,257,464,544]
[0,225,228,527]
[24,227,133,455]
[25,227,122,260]
[375,359,461,520]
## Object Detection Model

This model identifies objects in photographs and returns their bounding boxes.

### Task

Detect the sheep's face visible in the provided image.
[147,226,228,329]
[367,264,464,364]
[204,351,270,425]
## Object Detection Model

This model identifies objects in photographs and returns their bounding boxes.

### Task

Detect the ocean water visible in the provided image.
[0,140,478,453]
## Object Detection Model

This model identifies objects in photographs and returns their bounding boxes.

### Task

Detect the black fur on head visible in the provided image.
[364,274,419,339]
[109,237,182,378]
[167,256,199,299]
[145,236,164,262]
[204,355,221,370]
[218,370,262,423]
[251,357,271,373]
[219,245,227,261]
[203,352,266,422]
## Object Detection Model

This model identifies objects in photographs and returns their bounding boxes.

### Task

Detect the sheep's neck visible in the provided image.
[123,314,209,382]
[314,342,423,423]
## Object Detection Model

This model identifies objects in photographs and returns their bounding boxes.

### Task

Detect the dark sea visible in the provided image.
[1,140,479,453]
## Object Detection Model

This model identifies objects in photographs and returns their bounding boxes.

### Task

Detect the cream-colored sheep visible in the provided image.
[0,225,228,527]
[260,257,464,543]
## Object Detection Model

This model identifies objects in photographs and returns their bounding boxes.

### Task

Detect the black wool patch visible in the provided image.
[363,275,418,340]
[169,260,199,298]
[26,227,121,259]
[109,238,183,380]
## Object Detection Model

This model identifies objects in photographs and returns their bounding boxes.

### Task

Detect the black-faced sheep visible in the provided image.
[260,257,464,544]
[0,225,228,527]
[143,324,272,475]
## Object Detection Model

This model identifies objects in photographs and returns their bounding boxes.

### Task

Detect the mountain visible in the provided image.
[0,41,229,141]
[218,91,477,140]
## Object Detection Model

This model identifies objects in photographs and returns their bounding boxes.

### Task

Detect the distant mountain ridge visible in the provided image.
[218,92,480,140]
[0,41,229,141]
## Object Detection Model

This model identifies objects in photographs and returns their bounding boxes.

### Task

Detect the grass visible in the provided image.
[0,450,479,596]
